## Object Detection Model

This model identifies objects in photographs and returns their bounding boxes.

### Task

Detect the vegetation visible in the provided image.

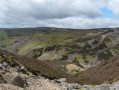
[1,27,119,85]
[69,49,78,54]
[0,49,73,79]
[88,51,96,58]
[67,56,119,85]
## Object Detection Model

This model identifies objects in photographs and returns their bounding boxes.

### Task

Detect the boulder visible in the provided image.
[3,62,8,67]
[0,63,3,69]
[12,75,28,88]
[114,84,119,90]
[0,75,6,84]
[56,78,66,83]
[98,85,110,90]
[67,83,81,89]
[82,85,92,90]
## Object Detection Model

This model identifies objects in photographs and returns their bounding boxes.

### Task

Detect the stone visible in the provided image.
[3,62,8,67]
[0,75,6,84]
[67,83,81,89]
[82,85,91,90]
[19,66,28,74]
[98,85,110,90]
[21,66,25,70]
[114,84,119,90]
[12,75,28,88]
[10,61,17,67]
[0,63,3,68]
[56,78,66,83]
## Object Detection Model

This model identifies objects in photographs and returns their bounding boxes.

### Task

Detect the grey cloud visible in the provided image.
[47,17,119,29]
[1,17,119,29]
[0,0,102,20]
[0,0,119,29]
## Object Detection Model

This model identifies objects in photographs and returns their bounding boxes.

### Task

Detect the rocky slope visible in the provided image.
[1,49,119,90]
[0,49,61,90]
[0,49,81,90]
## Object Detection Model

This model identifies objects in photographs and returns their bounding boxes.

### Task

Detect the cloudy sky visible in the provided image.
[0,0,119,29]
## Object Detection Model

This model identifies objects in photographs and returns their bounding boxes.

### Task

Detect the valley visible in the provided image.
[0,27,119,90]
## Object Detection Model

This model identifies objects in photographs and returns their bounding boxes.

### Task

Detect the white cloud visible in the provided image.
[41,17,119,29]
[109,0,119,16]
[1,17,119,29]
[0,0,119,28]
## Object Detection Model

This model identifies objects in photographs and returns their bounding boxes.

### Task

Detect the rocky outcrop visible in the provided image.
[0,52,64,90]
[53,78,119,90]
[37,52,62,61]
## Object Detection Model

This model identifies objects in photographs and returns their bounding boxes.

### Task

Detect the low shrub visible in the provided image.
[67,56,119,85]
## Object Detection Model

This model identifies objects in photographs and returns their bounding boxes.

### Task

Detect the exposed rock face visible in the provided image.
[37,52,62,61]
[0,84,24,90]
[0,53,63,90]
[34,29,119,69]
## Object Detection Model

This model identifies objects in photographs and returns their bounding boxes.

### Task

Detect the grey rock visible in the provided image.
[98,85,110,90]
[12,75,28,88]
[0,63,3,68]
[114,84,119,90]
[56,78,66,83]
[0,75,6,84]
[10,61,17,67]
[0,63,6,70]
[82,85,92,90]
[66,83,81,90]
[53,54,63,60]
[62,87,68,90]
[3,62,8,67]
[21,66,25,70]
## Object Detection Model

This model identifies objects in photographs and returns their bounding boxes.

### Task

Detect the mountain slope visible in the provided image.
[0,27,119,73]
[1,27,119,89]
[67,56,119,85]
[0,49,65,90]
[0,49,69,79]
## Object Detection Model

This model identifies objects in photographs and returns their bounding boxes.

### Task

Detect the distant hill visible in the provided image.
[0,27,119,74]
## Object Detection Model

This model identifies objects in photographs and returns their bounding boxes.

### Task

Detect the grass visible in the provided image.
[105,41,113,47]
[76,54,83,63]
[0,31,8,40]
[0,28,103,60]
[18,41,39,55]
[113,44,119,54]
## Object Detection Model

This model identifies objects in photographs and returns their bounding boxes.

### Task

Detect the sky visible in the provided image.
[0,0,119,29]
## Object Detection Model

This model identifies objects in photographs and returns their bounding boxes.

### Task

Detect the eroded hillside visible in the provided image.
[67,56,119,85]
[0,27,119,74]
